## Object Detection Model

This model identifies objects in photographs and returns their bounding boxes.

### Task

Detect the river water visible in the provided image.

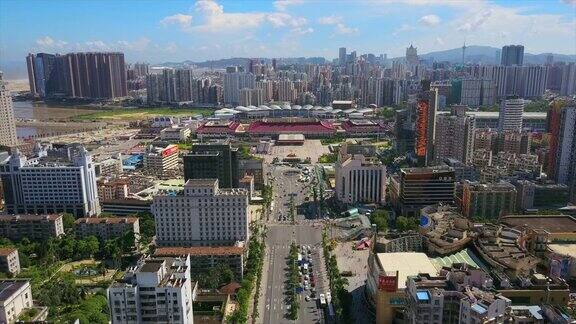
[13,101,101,139]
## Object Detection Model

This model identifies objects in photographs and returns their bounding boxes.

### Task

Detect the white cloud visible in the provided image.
[36,36,67,48]
[165,43,179,53]
[117,37,151,51]
[291,27,314,35]
[419,14,441,26]
[318,15,341,25]
[403,0,576,56]
[396,24,416,32]
[274,0,304,11]
[189,0,266,32]
[196,0,224,15]
[266,12,307,28]
[335,23,358,34]
[456,9,492,32]
[160,14,193,30]
[159,0,310,34]
[317,15,358,34]
[561,0,576,5]
[371,0,478,7]
[84,40,109,51]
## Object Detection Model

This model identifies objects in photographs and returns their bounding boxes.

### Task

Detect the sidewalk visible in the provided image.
[254,245,270,324]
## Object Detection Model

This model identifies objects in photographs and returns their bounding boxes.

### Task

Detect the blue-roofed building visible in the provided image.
[122,154,143,170]
[415,291,429,301]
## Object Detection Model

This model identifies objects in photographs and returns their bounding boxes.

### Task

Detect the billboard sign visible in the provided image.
[378,274,398,292]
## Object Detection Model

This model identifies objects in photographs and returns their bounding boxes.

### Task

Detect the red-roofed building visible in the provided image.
[154,245,246,279]
[218,282,241,295]
[341,120,388,136]
[0,214,64,241]
[196,121,241,139]
[247,118,336,138]
[75,217,140,245]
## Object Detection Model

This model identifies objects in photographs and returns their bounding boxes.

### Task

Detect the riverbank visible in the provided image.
[71,107,214,121]
[13,101,102,121]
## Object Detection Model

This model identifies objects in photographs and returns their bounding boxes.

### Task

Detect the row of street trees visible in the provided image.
[227,222,266,323]
[322,230,354,323]
[286,242,300,320]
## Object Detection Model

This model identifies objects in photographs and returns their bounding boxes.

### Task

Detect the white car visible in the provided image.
[305,296,311,302]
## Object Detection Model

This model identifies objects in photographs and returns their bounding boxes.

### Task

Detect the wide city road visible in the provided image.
[260,164,330,324]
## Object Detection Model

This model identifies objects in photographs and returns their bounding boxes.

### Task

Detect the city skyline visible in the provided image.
[1,0,575,70]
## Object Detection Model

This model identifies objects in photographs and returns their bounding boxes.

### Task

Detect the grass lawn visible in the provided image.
[72,107,214,121]
[372,140,391,149]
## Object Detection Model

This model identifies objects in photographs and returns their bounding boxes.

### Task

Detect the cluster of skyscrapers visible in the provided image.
[146,68,220,104]
[26,52,127,99]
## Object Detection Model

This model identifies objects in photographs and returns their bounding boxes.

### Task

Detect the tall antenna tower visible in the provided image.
[462,41,467,65]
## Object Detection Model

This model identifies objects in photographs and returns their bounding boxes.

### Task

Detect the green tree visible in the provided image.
[135,212,155,246]
[62,213,76,233]
[396,216,418,232]
[120,231,135,251]
[238,145,253,159]
[318,153,337,163]
[377,107,395,119]
[59,235,77,259]
[525,99,549,112]
[84,236,100,258]
[370,210,389,232]
[103,240,121,268]
[37,273,80,306]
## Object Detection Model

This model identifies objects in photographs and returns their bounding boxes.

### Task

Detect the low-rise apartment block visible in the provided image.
[154,243,246,280]
[75,217,140,244]
[0,248,20,276]
[0,214,64,241]
[160,127,191,142]
[0,280,45,324]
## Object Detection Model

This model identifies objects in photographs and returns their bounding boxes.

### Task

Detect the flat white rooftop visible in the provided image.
[376,252,437,289]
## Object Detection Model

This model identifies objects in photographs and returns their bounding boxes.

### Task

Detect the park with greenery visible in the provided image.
[0,212,156,323]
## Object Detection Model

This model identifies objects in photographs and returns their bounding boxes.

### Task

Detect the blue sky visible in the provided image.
[0,0,575,65]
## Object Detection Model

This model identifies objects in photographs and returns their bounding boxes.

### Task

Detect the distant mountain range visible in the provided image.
[157,46,576,69]
[155,57,327,69]
[419,45,576,65]
[2,45,575,79]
